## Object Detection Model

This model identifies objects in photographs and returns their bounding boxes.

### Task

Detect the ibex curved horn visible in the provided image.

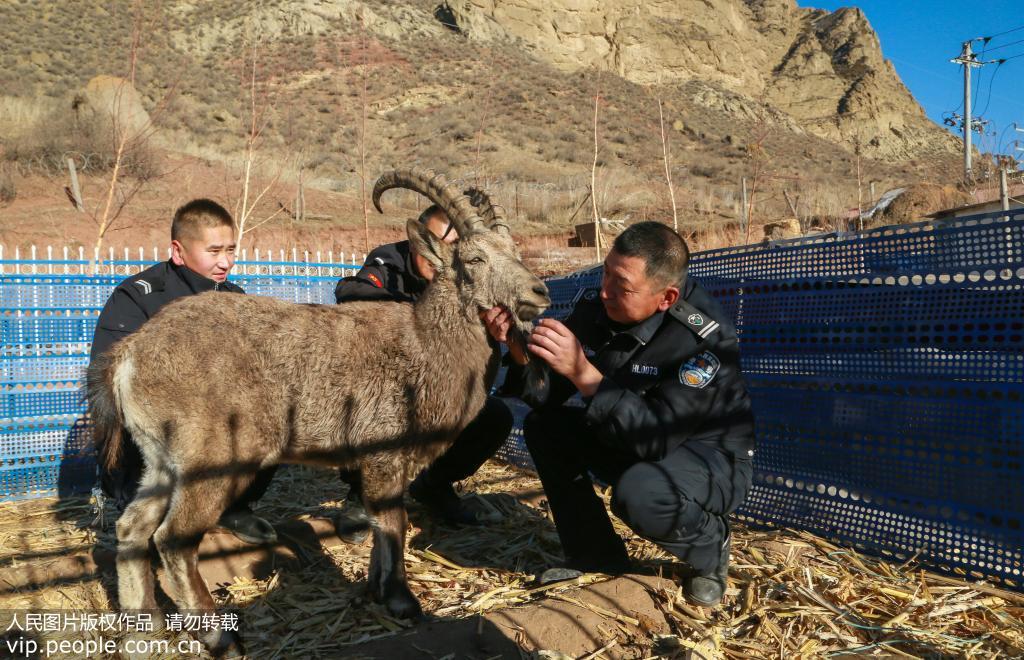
[372,169,485,236]
[463,187,511,236]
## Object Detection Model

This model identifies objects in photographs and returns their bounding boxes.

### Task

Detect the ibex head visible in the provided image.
[373,169,550,335]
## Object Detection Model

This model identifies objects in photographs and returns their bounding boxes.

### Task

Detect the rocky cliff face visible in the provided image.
[441,0,958,161]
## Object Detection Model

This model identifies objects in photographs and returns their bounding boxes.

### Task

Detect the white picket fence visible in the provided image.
[0,245,366,278]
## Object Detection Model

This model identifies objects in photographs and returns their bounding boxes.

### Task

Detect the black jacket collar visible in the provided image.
[168,260,230,294]
[597,305,667,347]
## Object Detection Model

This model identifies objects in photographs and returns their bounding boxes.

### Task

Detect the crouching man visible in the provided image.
[90,199,278,545]
[503,221,755,606]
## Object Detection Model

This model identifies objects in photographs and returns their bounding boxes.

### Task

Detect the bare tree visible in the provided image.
[853,133,864,231]
[90,1,176,273]
[743,102,773,243]
[471,70,495,190]
[783,188,802,232]
[655,96,679,232]
[355,10,371,253]
[233,31,286,245]
[591,91,602,261]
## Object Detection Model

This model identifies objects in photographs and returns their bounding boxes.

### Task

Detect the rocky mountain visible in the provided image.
[0,0,961,246]
[441,0,958,161]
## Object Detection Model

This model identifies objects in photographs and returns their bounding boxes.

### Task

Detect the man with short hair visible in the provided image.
[334,205,457,304]
[90,199,278,545]
[503,221,755,606]
[334,203,514,530]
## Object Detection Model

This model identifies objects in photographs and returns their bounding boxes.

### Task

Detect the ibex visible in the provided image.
[87,169,550,656]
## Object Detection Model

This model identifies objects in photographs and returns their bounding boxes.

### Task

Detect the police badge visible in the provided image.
[679,351,720,389]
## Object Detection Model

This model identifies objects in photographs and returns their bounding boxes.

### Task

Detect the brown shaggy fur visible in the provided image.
[88,214,549,656]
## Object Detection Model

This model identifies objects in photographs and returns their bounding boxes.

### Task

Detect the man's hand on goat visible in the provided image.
[481,306,530,365]
[528,319,603,397]
[481,306,513,342]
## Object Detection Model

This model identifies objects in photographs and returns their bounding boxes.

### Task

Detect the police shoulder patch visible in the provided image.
[679,351,720,389]
[669,301,720,339]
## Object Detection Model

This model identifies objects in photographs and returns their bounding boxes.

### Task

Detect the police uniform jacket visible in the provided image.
[334,240,427,304]
[507,278,755,463]
[90,261,245,361]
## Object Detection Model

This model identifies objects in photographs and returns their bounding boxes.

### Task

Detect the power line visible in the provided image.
[983,24,1024,40]
[984,37,1024,53]
[971,37,990,110]
[973,64,985,109]
[976,62,1002,117]
[996,122,1017,154]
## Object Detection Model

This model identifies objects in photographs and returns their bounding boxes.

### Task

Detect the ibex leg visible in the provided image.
[115,462,173,611]
[363,463,421,619]
[153,471,249,657]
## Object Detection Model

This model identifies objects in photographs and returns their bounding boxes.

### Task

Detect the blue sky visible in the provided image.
[798,1,1024,157]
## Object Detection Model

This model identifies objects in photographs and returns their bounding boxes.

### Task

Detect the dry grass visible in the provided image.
[1,460,1021,658]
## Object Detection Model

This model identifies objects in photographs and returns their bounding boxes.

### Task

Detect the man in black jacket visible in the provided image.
[334,205,514,529]
[90,199,277,545]
[334,205,456,305]
[504,222,755,606]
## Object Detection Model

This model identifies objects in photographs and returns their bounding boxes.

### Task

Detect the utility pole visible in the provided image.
[951,41,984,180]
[1000,167,1009,210]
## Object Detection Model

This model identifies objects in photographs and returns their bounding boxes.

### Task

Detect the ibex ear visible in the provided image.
[407,218,450,272]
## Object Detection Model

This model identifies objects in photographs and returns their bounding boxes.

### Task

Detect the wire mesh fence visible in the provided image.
[1,209,1022,589]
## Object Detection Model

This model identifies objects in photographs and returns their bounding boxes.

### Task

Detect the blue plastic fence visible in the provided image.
[0,258,359,504]
[2,211,1022,590]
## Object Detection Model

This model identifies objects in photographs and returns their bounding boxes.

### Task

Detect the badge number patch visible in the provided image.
[680,351,720,389]
[631,363,659,376]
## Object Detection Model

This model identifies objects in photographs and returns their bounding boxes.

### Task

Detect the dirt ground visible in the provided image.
[1,461,1022,659]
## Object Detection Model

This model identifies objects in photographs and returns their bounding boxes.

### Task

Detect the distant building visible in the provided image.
[569,219,626,248]
[928,183,1024,220]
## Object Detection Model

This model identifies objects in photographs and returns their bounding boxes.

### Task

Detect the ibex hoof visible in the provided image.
[200,628,245,658]
[386,594,423,620]
[334,508,371,545]
[382,583,423,620]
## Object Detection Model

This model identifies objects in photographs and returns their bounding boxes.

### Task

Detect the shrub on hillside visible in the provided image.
[0,168,15,206]
[3,97,156,180]
[691,163,722,179]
